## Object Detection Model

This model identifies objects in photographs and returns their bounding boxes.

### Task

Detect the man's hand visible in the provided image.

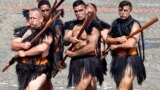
[65,50,76,58]
[117,36,127,43]
[18,50,26,57]
[69,37,79,44]
[22,42,31,50]
[110,45,118,50]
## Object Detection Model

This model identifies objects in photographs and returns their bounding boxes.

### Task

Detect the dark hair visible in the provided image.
[38,0,51,8]
[73,0,86,8]
[87,3,97,11]
[119,0,132,10]
[22,9,29,19]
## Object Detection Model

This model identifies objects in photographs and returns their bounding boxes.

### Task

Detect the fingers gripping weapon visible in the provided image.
[102,17,159,58]
[2,10,63,72]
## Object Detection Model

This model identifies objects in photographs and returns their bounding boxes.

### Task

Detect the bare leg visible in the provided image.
[75,74,94,90]
[26,73,47,90]
[40,79,53,90]
[118,65,135,90]
[86,77,97,90]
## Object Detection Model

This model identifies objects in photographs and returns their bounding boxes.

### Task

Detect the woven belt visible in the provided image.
[20,57,48,65]
[112,48,137,56]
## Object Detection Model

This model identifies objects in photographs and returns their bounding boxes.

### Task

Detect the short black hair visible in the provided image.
[119,0,132,10]
[73,0,86,8]
[38,0,51,8]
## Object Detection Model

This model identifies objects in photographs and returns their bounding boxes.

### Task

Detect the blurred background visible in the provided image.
[0,0,160,90]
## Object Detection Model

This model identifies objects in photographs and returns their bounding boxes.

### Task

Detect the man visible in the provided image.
[11,8,54,90]
[64,0,104,90]
[86,3,111,75]
[38,0,64,75]
[106,1,146,90]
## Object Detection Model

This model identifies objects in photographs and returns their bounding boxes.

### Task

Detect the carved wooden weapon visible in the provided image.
[102,17,159,58]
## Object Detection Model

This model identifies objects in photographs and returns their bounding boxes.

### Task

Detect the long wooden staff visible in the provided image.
[2,11,62,72]
[52,12,95,77]
[102,17,159,58]
[50,0,65,14]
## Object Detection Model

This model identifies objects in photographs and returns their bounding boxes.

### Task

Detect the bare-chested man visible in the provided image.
[86,3,111,75]
[12,8,54,90]
[64,0,104,90]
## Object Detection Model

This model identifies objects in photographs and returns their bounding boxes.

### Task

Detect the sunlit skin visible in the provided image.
[39,5,50,22]
[29,11,43,29]
[86,4,96,14]
[73,5,86,21]
[118,5,132,20]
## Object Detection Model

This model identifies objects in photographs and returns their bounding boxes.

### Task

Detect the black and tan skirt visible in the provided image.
[110,54,146,87]
[68,56,104,87]
[16,57,53,90]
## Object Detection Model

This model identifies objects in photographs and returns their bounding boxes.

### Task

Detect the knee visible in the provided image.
[27,84,41,90]
[118,82,132,90]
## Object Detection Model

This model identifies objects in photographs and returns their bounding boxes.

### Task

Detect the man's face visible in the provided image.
[73,5,86,20]
[29,11,43,29]
[118,5,131,20]
[39,5,50,20]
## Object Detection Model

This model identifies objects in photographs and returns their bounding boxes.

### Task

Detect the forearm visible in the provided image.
[11,42,25,51]
[74,44,95,57]
[116,39,137,49]
[24,43,48,56]
[106,36,119,44]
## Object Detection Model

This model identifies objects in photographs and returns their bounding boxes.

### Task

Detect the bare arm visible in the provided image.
[101,28,110,42]
[63,30,72,45]
[11,37,31,51]
[65,27,100,57]
[18,33,53,57]
[106,34,127,44]
[64,30,79,45]
[110,22,140,50]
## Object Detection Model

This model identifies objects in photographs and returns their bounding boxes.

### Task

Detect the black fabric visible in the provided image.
[16,62,52,90]
[64,19,82,30]
[68,56,104,87]
[101,58,108,75]
[95,17,110,30]
[109,16,135,37]
[49,18,64,66]
[110,54,146,87]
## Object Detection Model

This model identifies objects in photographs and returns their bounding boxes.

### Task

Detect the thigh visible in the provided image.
[119,65,135,90]
[40,79,53,90]
[87,77,97,90]
[27,73,47,90]
[75,74,93,90]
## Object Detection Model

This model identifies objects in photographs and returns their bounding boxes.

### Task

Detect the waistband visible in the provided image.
[20,57,48,65]
[111,48,138,56]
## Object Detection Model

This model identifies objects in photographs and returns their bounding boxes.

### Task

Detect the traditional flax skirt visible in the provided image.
[110,54,146,87]
[68,56,104,87]
[101,58,108,75]
[16,58,53,90]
